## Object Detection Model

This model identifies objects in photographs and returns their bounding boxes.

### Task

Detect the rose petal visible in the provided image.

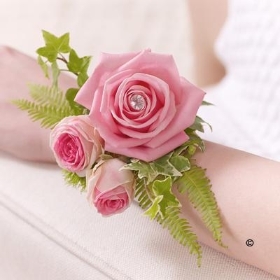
[147,78,205,148]
[75,53,143,108]
[105,131,188,162]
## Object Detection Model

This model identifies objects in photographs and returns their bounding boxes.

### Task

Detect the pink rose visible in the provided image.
[50,115,103,176]
[87,158,135,216]
[75,49,204,162]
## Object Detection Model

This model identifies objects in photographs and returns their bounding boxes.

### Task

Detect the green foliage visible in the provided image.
[65,88,87,115]
[51,60,60,87]
[62,170,86,192]
[176,165,225,247]
[13,85,78,128]
[15,31,91,126]
[201,100,213,106]
[68,49,91,87]
[14,30,225,266]
[124,151,190,185]
[157,206,202,266]
[135,178,153,210]
[36,30,92,98]
[37,30,71,62]
[127,128,225,264]
[132,165,204,264]
[188,115,212,133]
[136,172,203,265]
[37,55,49,78]
[144,177,178,218]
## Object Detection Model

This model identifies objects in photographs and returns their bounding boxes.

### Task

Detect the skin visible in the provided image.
[187,0,227,87]
[0,46,75,162]
[180,142,280,277]
[186,0,280,276]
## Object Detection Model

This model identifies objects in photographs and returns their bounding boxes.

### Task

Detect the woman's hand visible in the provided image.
[0,46,76,162]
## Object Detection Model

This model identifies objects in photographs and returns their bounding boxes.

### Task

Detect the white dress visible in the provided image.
[199,0,280,161]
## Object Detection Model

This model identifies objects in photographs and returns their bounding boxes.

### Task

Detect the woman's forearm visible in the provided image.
[178,141,280,277]
[0,46,75,162]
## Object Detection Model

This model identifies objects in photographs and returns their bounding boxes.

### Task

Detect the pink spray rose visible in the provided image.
[87,158,135,216]
[50,115,103,176]
[75,49,205,162]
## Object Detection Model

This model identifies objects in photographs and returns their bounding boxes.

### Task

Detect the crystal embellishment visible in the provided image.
[130,94,146,110]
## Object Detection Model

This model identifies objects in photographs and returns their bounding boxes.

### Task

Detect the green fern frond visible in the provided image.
[157,206,202,266]
[135,175,203,265]
[135,179,153,210]
[176,165,225,246]
[28,84,69,108]
[13,99,74,129]
[62,170,86,192]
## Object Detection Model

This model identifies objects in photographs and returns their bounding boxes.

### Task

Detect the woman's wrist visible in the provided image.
[180,141,280,277]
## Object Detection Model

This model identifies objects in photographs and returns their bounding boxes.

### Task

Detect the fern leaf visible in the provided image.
[13,99,73,129]
[176,165,225,246]
[157,206,202,266]
[28,84,69,108]
[135,179,153,210]
[135,176,203,265]
[62,170,86,191]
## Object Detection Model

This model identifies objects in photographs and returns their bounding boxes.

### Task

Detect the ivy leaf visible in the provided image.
[169,155,190,173]
[152,177,178,205]
[37,31,71,62]
[65,88,79,107]
[123,160,158,184]
[151,154,182,177]
[65,88,86,115]
[42,30,71,54]
[68,50,91,87]
[37,45,57,62]
[51,61,60,88]
[78,56,91,86]
[144,195,163,219]
[173,142,189,156]
[152,177,179,217]
[77,71,89,87]
[37,56,49,78]
[67,49,83,73]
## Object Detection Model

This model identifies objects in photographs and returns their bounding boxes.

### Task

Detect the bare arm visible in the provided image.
[185,2,280,275]
[187,0,227,87]
[0,46,75,162]
[177,142,280,277]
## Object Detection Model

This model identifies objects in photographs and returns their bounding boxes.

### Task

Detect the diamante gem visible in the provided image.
[130,94,145,110]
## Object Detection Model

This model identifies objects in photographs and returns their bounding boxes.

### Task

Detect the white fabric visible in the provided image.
[200,0,280,162]
[0,152,278,280]
[0,0,192,78]
[0,0,279,279]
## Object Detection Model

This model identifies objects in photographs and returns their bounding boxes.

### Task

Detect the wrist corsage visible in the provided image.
[15,31,226,265]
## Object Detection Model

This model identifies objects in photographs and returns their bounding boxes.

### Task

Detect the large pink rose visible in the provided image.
[87,158,135,216]
[50,115,103,176]
[75,49,204,162]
